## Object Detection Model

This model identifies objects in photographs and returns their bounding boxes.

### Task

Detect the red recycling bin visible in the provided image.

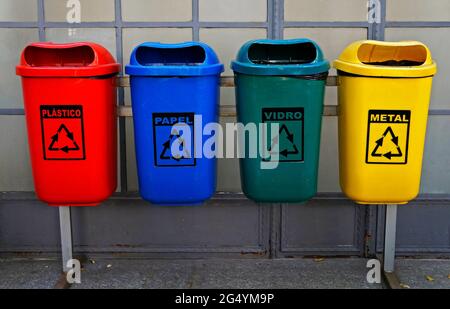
[16,42,120,206]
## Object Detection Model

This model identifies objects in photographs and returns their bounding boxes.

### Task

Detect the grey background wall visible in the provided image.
[0,0,449,257]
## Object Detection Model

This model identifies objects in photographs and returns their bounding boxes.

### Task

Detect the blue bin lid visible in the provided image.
[231,38,329,76]
[126,41,224,76]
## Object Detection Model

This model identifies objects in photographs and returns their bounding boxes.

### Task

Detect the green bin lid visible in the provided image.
[231,38,329,76]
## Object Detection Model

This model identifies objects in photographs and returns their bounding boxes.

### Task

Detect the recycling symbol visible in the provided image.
[370,126,403,160]
[268,124,300,159]
[48,124,80,153]
[160,130,191,161]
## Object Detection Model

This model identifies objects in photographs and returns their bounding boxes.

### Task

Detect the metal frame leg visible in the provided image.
[59,206,73,273]
[382,204,402,289]
[383,204,397,273]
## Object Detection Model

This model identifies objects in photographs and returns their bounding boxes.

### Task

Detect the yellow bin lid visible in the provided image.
[334,40,437,77]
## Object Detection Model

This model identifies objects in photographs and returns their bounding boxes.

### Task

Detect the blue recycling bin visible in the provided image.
[126,42,224,205]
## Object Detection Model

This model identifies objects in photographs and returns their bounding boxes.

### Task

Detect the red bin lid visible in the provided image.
[16,42,121,77]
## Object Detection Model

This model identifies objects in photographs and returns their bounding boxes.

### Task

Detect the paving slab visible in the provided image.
[1,258,383,289]
[0,258,61,289]
[395,258,450,289]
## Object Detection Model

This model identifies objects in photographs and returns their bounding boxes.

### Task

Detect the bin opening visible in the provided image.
[24,45,95,67]
[248,42,317,65]
[358,43,427,66]
[135,46,206,66]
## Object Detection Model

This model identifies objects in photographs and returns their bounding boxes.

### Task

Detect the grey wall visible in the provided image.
[1,0,450,257]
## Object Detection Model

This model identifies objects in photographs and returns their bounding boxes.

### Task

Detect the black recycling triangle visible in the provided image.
[371,126,403,160]
[48,124,80,153]
[269,124,299,158]
[160,131,191,161]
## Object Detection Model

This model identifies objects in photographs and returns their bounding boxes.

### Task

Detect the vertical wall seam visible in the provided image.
[274,0,284,39]
[364,0,387,257]
[192,0,200,41]
[37,0,46,41]
[267,0,274,39]
[365,0,375,256]
[269,0,283,258]
[374,0,387,255]
[115,0,128,192]
[278,0,284,39]
[376,0,387,41]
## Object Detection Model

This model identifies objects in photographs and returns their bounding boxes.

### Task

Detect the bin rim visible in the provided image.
[333,40,437,78]
[230,38,330,76]
[125,41,224,76]
[16,42,121,77]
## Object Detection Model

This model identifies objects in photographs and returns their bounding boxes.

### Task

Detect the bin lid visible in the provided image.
[125,42,224,76]
[231,38,330,76]
[333,40,437,77]
[16,42,120,77]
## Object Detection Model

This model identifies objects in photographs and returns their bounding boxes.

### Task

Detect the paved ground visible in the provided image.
[0,257,448,289]
[395,258,450,289]
[0,258,61,289]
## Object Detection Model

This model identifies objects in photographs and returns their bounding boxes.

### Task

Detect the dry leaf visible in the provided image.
[447,274,450,279]
[314,257,325,262]
[399,283,410,289]
[425,275,434,282]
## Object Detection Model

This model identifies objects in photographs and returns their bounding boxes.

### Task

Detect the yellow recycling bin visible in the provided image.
[334,40,437,204]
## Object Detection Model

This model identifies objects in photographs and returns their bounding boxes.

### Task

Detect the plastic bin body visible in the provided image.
[231,39,329,203]
[16,42,120,206]
[334,40,437,204]
[125,42,223,205]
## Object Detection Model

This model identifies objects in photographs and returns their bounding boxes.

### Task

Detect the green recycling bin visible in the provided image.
[231,39,329,203]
